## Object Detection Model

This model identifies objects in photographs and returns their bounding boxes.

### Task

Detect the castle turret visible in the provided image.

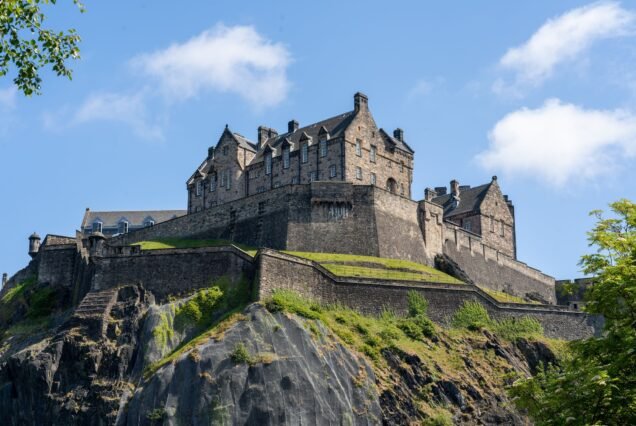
[88,231,106,255]
[28,232,41,258]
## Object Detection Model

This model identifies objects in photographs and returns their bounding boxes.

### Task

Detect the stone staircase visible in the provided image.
[65,288,119,339]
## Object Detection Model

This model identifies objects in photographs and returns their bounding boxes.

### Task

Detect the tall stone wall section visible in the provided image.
[257,250,600,340]
[443,224,556,304]
[92,246,255,302]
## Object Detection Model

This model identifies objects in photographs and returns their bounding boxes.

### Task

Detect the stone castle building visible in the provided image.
[187,93,414,212]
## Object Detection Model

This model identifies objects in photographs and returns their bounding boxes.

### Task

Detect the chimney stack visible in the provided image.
[424,188,436,201]
[393,128,404,142]
[354,92,369,113]
[450,179,460,197]
[434,186,447,196]
[288,120,299,133]
[257,126,278,150]
[208,146,215,159]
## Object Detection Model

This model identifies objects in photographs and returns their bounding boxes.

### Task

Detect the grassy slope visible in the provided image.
[478,286,539,304]
[133,239,257,257]
[284,251,463,284]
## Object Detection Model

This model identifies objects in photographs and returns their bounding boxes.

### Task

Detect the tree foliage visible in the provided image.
[510,199,636,425]
[0,0,83,95]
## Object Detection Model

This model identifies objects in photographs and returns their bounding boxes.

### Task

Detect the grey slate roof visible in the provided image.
[378,129,415,154]
[432,183,491,218]
[232,132,257,152]
[252,111,356,162]
[81,210,186,229]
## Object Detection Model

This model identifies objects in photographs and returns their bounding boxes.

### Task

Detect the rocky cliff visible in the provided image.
[0,275,560,425]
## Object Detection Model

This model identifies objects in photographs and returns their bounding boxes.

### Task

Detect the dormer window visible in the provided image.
[301,143,308,163]
[320,139,327,157]
[283,147,290,169]
[265,152,272,175]
[92,221,103,233]
[144,219,155,227]
[119,221,129,234]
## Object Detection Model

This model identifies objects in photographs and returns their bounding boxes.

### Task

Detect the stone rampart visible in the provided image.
[92,246,256,302]
[256,250,601,340]
[443,223,556,304]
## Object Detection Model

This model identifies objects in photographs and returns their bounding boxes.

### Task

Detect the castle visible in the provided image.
[3,92,600,340]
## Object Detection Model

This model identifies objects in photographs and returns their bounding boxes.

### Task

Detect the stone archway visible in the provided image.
[386,178,397,194]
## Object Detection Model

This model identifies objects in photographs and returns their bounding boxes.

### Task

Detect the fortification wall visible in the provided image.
[443,224,556,304]
[92,246,255,302]
[257,250,598,340]
[374,189,428,264]
[37,245,77,288]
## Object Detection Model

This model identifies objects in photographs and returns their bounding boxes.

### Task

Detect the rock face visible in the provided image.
[0,284,558,425]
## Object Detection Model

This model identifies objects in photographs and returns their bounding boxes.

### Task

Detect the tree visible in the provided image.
[510,199,636,425]
[1,0,83,96]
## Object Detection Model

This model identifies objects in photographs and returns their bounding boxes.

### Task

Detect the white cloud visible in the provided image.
[407,80,433,99]
[0,86,17,110]
[73,92,164,141]
[476,99,636,187]
[132,24,291,108]
[495,1,635,93]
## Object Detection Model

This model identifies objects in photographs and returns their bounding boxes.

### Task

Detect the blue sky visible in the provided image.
[1,0,636,280]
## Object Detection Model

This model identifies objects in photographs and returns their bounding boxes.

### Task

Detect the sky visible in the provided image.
[1,0,636,280]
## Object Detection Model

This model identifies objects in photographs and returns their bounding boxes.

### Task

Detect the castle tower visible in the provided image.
[28,232,41,258]
[88,231,106,256]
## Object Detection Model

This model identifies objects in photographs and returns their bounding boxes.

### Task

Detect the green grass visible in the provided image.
[133,239,257,257]
[283,251,463,284]
[451,300,544,340]
[1,277,36,304]
[478,286,538,304]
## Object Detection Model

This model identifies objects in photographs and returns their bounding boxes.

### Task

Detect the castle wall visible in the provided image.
[92,246,255,302]
[37,245,77,288]
[257,250,601,340]
[443,224,556,304]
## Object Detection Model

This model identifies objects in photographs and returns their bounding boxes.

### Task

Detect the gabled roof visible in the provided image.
[232,131,257,152]
[378,129,414,154]
[81,210,186,229]
[432,183,491,218]
[252,111,356,162]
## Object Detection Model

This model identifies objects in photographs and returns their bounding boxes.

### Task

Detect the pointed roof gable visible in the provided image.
[378,128,414,154]
[432,182,492,218]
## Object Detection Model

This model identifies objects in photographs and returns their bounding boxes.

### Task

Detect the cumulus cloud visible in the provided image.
[132,24,291,108]
[495,1,635,94]
[0,86,17,110]
[476,99,636,187]
[73,92,164,141]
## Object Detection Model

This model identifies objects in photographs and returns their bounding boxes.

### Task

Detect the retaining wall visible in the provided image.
[257,250,601,340]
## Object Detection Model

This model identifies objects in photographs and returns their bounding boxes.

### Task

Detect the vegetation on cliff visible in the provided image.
[510,199,636,425]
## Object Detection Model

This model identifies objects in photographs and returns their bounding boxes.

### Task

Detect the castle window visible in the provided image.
[309,171,317,182]
[370,145,376,163]
[355,139,362,156]
[118,221,129,234]
[371,173,376,185]
[210,174,217,192]
[400,184,404,195]
[144,220,155,227]
[283,147,290,169]
[226,169,232,190]
[92,221,102,233]
[356,167,362,180]
[329,164,337,178]
[301,143,308,163]
[490,217,495,233]
[196,181,202,196]
[320,139,327,157]
[463,221,472,232]
[223,146,228,156]
[220,171,226,188]
[500,221,505,237]
[292,176,299,184]
[265,153,272,175]
[400,161,404,173]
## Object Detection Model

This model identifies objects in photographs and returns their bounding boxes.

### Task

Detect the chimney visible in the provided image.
[434,186,447,196]
[1,273,7,289]
[208,146,215,159]
[288,120,299,133]
[424,188,437,201]
[257,126,278,150]
[450,179,460,197]
[354,92,368,113]
[393,128,404,142]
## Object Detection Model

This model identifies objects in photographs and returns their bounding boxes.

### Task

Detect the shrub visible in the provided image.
[451,301,492,330]
[495,316,543,340]
[174,286,223,330]
[146,408,166,421]
[230,342,252,364]
[265,290,321,319]
[397,318,424,340]
[423,409,453,426]
[407,291,429,317]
